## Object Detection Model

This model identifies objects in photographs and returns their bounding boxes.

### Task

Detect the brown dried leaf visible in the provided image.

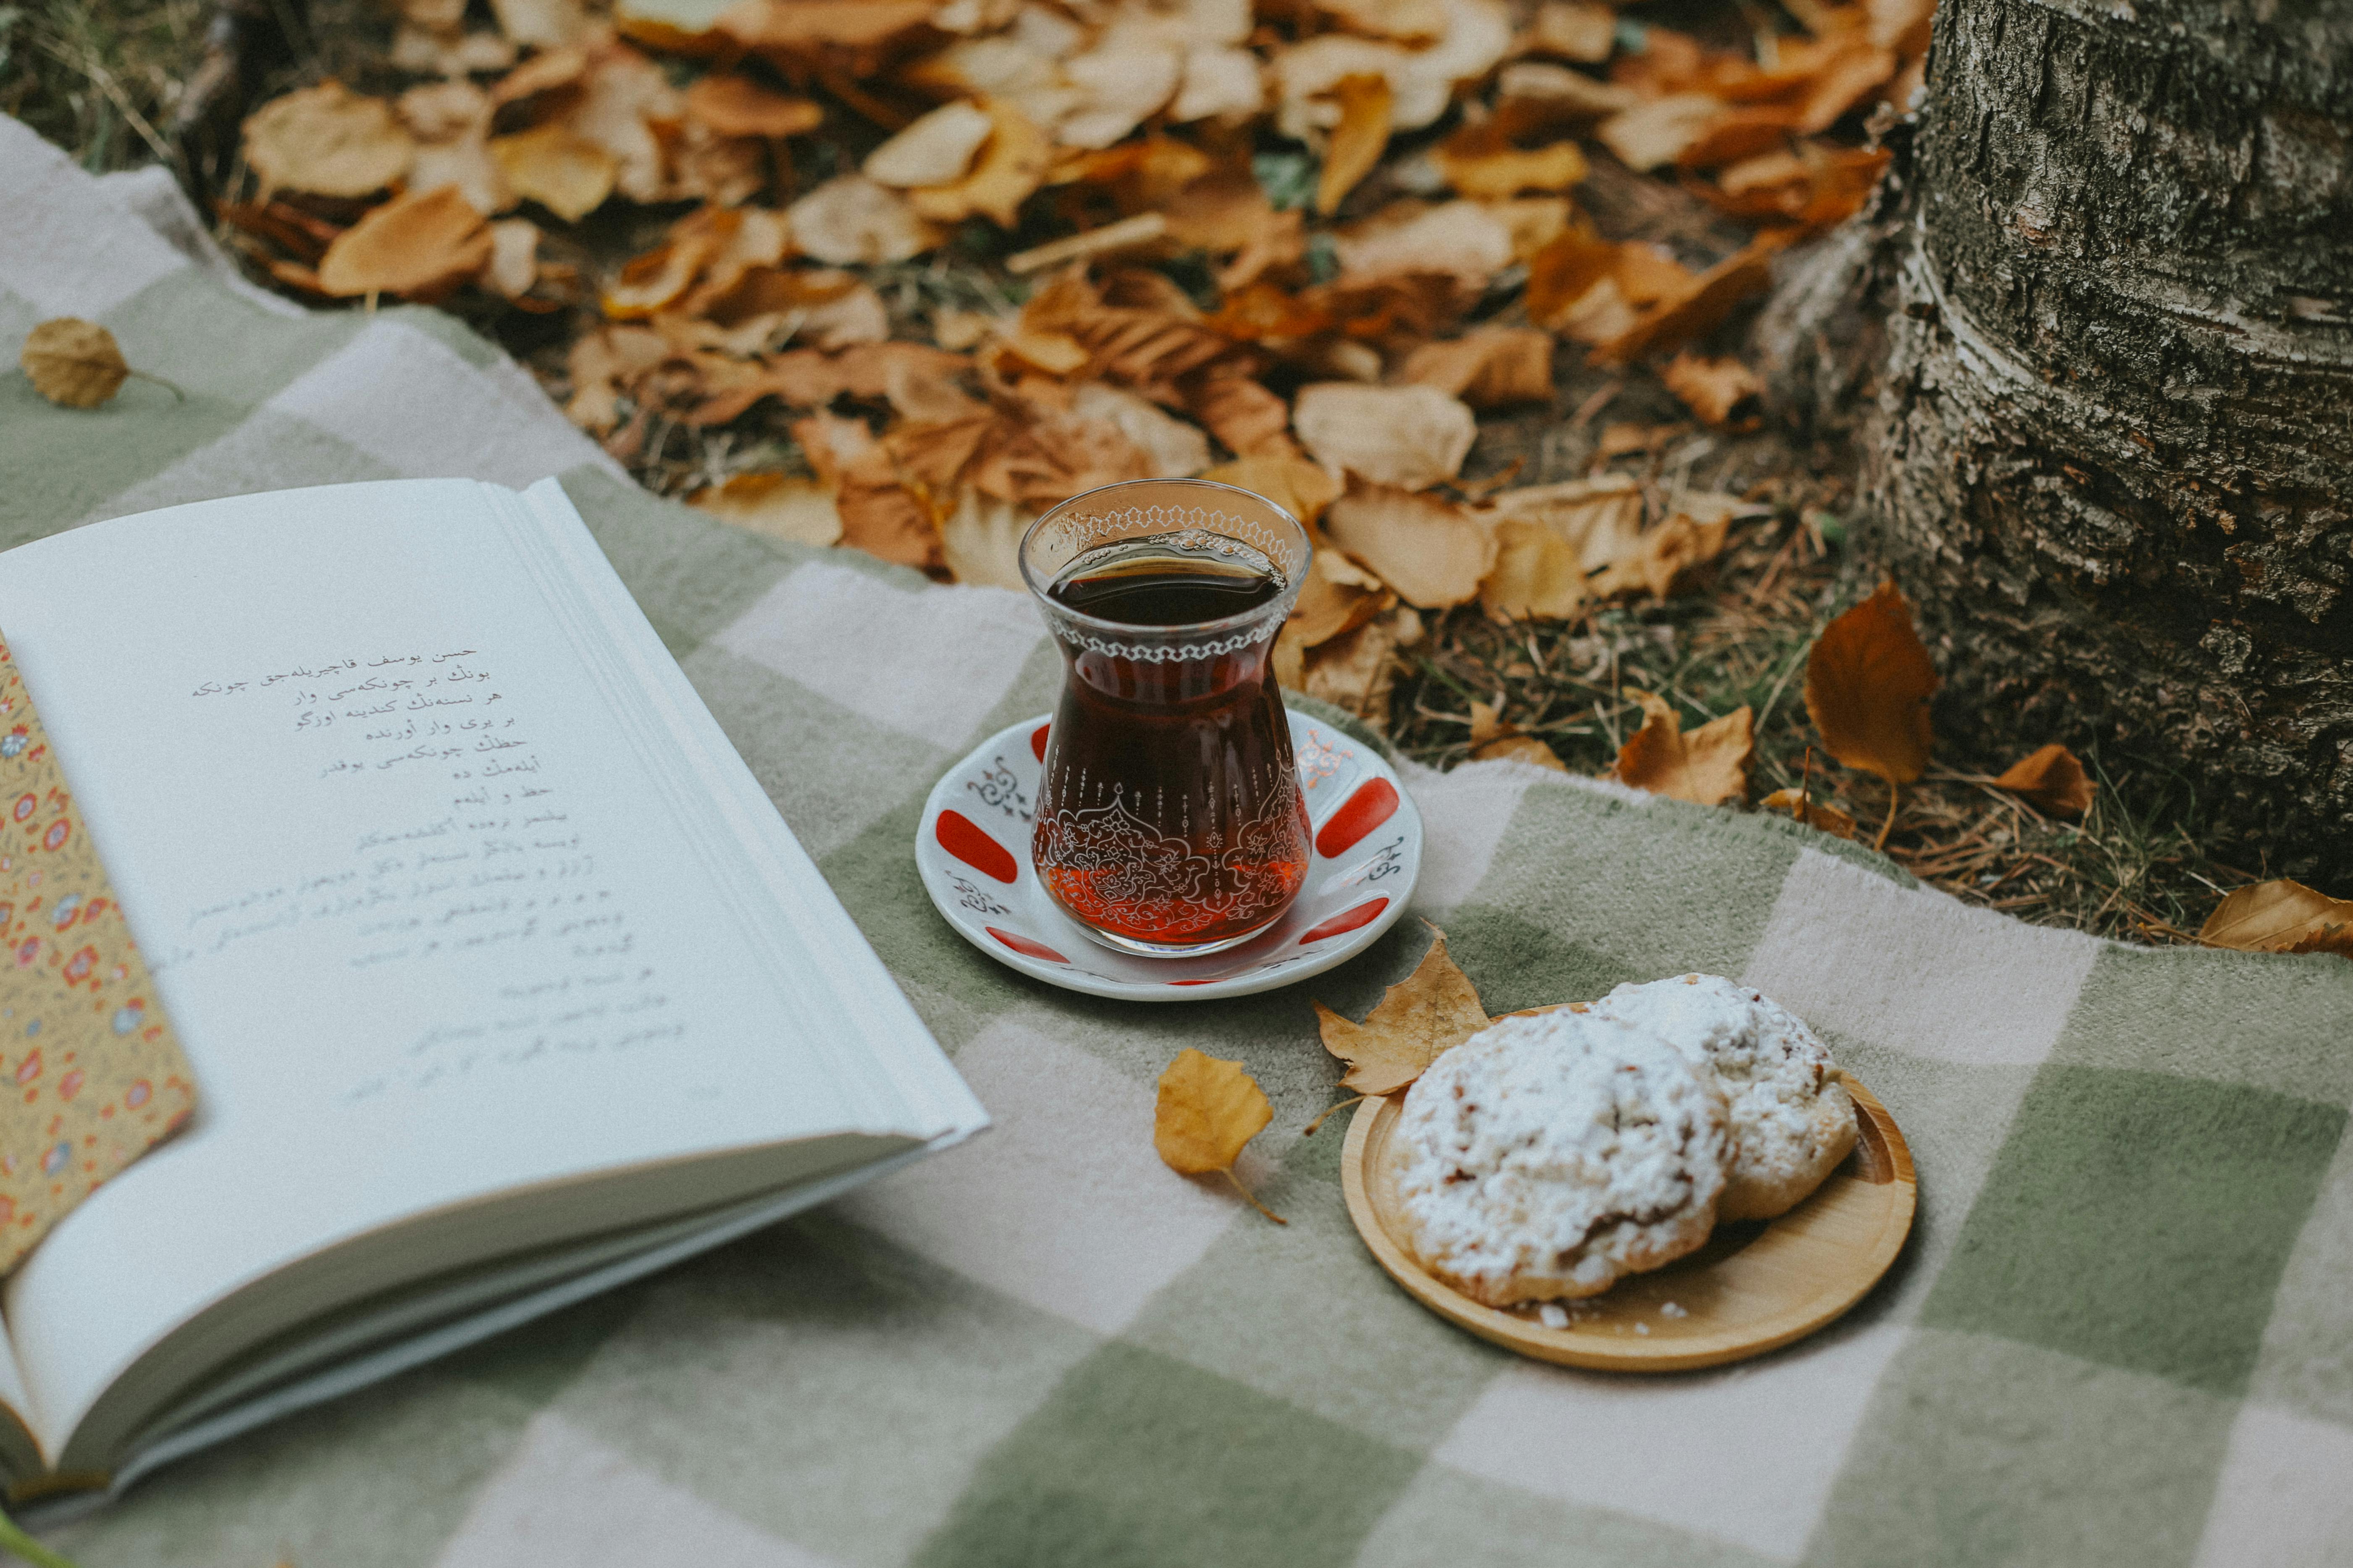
[2197,880,2353,960]
[938,488,1034,589]
[1318,0,1448,44]
[20,318,129,409]
[1628,509,1731,598]
[683,73,825,138]
[1294,382,1477,490]
[688,472,844,546]
[1323,477,1497,608]
[1432,130,1587,201]
[1591,232,1786,365]
[1154,1048,1284,1222]
[1069,383,1211,477]
[1303,605,1416,724]
[1804,578,1938,787]
[317,186,492,301]
[1759,786,1858,839]
[1661,351,1762,425]
[864,99,994,186]
[1480,475,1647,596]
[1287,547,1394,648]
[490,0,589,47]
[1200,451,1340,526]
[1612,690,1754,806]
[1994,743,2096,817]
[1595,91,1722,171]
[1398,326,1553,408]
[1527,0,1614,61]
[906,99,1051,228]
[1478,516,1586,620]
[243,81,415,198]
[1318,73,1394,215]
[1331,199,1515,288]
[1313,922,1488,1095]
[489,122,617,222]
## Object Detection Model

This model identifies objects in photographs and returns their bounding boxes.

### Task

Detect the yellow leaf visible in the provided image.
[1993,742,2095,816]
[1397,326,1553,409]
[1432,135,1588,201]
[1759,786,1857,839]
[1317,72,1394,215]
[1612,690,1754,806]
[1313,922,1488,1095]
[20,318,127,409]
[1154,1048,1284,1222]
[1322,477,1498,609]
[907,100,1052,229]
[1478,516,1586,620]
[1804,578,1938,787]
[488,121,617,222]
[1287,548,1394,648]
[1627,509,1731,599]
[242,81,415,198]
[1201,451,1340,527]
[2197,880,2353,960]
[1292,382,1477,491]
[316,186,493,301]
[864,100,994,187]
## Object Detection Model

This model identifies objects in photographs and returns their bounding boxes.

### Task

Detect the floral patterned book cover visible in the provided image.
[0,640,194,1275]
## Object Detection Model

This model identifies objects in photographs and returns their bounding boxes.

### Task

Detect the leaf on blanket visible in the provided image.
[2196,881,2353,961]
[1611,689,1752,806]
[21,319,129,409]
[1313,922,1488,1096]
[1154,1048,1284,1222]
[1993,743,2096,816]
[1804,579,1938,787]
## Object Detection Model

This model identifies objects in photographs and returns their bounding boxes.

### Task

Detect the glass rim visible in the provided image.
[1017,477,1310,641]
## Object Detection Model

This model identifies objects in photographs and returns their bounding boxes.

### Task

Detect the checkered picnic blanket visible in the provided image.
[6,115,2352,1568]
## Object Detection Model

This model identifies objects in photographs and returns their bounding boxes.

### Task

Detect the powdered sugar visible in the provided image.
[1586,973,1857,1219]
[1393,1010,1730,1306]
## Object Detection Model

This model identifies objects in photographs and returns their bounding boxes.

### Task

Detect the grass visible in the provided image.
[3,0,2268,946]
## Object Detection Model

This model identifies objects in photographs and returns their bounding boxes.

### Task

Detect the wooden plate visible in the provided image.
[1341,1070,1916,1371]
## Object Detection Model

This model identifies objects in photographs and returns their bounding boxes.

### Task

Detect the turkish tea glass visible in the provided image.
[1020,478,1313,957]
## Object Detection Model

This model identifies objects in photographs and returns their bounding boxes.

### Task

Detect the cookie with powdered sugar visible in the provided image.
[1392,1010,1731,1307]
[1587,973,1857,1221]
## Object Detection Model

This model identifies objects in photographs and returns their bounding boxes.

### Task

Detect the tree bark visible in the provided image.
[1859,0,2353,879]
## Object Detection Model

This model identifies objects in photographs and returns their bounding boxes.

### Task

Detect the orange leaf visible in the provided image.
[1322,477,1497,608]
[2198,880,2353,960]
[1398,326,1554,408]
[1804,579,1938,787]
[316,186,492,300]
[1154,1048,1284,1222]
[1317,73,1394,215]
[906,99,1051,229]
[1591,232,1787,366]
[1759,786,1857,839]
[1611,690,1753,806]
[1661,351,1762,425]
[1313,923,1487,1095]
[1993,743,2096,816]
[682,73,823,138]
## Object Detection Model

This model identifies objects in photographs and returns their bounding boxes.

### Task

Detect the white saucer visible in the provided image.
[917,711,1423,1001]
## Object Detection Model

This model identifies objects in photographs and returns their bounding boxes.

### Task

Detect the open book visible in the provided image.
[0,478,986,1500]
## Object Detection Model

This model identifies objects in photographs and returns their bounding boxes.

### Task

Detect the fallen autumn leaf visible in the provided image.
[1154,1048,1284,1222]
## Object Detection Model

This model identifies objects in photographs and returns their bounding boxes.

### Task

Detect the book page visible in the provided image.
[0,480,958,1456]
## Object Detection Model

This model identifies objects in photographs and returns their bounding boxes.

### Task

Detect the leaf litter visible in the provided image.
[29,0,2296,944]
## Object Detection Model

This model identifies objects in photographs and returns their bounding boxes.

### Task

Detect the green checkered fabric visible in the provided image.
[6,119,2351,1568]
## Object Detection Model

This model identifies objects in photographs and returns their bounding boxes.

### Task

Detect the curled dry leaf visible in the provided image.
[1153,1048,1284,1222]
[2197,880,2353,961]
[688,472,844,546]
[1317,73,1395,215]
[1477,475,1646,603]
[1399,325,1553,408]
[20,318,129,409]
[864,99,995,186]
[1993,743,2096,817]
[1313,921,1488,1096]
[1591,233,1786,366]
[1293,382,1476,491]
[1612,690,1754,807]
[1322,478,1498,609]
[1759,786,1858,839]
[1804,578,1938,788]
[907,99,1051,227]
[490,122,618,223]
[317,186,493,300]
[1661,351,1762,425]
[242,81,415,198]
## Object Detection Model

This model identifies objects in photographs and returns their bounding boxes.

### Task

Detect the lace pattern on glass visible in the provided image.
[1033,780,1309,941]
[1031,508,1304,662]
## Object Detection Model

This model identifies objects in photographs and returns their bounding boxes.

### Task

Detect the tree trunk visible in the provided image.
[1859,0,2353,880]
